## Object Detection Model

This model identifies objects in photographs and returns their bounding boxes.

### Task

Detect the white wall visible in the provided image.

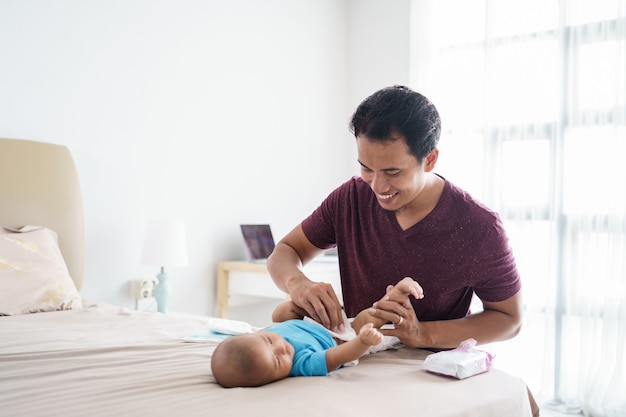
[0,0,411,317]
[347,0,411,107]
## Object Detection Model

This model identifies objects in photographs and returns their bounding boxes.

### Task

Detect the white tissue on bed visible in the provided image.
[206,317,255,335]
[183,317,256,343]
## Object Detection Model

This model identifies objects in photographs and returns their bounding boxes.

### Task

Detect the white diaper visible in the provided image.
[303,311,403,363]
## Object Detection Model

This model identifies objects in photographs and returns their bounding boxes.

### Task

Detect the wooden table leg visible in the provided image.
[216,263,229,318]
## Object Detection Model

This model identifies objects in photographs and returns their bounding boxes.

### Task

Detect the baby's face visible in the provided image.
[248,331,294,383]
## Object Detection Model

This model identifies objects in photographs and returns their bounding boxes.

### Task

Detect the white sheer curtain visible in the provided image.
[410,1,626,416]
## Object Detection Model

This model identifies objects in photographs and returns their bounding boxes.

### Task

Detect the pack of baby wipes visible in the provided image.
[422,338,494,379]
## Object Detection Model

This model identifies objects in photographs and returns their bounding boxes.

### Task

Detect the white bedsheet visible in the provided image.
[0,300,533,417]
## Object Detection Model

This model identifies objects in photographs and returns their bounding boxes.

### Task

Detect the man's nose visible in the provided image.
[370,173,387,193]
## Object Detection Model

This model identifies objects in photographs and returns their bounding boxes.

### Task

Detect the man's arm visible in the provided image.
[267,225,318,293]
[267,224,344,331]
[373,291,523,349]
[325,323,382,371]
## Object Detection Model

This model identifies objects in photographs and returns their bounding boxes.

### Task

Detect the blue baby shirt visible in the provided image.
[263,320,337,376]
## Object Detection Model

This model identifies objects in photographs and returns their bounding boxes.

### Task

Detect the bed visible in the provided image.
[0,138,535,417]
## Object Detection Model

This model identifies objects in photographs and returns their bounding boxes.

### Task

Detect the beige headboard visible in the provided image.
[0,138,85,290]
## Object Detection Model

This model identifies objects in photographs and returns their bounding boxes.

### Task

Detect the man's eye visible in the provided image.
[386,171,401,177]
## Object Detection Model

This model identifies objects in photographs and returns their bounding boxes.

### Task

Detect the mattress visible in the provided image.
[0,300,533,417]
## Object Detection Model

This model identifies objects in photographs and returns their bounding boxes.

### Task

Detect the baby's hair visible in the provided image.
[211,336,267,388]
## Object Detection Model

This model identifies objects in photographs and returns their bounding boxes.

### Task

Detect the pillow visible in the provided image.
[0,225,82,315]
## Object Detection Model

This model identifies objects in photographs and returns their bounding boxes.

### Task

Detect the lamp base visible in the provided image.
[154,271,171,314]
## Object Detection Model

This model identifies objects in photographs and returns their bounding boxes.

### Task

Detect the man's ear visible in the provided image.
[424,148,439,172]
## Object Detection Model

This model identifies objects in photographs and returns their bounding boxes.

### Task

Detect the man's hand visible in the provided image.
[351,277,424,333]
[371,292,524,349]
[288,278,344,332]
[369,293,432,348]
[267,225,345,332]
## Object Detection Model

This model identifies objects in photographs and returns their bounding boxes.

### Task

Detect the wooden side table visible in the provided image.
[216,261,274,318]
[215,258,340,318]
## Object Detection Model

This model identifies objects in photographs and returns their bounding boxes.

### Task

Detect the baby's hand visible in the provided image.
[358,323,384,346]
[386,277,424,300]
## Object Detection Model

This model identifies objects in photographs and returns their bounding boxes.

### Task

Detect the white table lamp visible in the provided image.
[141,219,188,314]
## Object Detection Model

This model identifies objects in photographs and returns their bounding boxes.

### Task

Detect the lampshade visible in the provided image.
[141,219,189,268]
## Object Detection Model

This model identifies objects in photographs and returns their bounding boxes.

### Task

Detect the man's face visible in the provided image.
[357,136,433,213]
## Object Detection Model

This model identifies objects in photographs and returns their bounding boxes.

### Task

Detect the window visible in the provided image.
[411,1,626,415]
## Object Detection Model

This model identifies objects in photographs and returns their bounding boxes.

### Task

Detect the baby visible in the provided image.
[211,277,423,388]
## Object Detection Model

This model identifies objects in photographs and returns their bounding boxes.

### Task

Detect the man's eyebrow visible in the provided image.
[358,160,401,172]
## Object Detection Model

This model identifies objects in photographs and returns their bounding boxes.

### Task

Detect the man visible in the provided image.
[267,85,523,350]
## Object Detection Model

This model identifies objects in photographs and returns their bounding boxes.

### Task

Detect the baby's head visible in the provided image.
[211,331,295,388]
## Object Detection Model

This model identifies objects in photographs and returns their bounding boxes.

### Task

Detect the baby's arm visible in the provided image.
[324,323,383,371]
[351,277,423,333]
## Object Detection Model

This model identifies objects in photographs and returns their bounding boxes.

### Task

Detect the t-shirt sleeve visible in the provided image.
[301,183,346,250]
[290,349,329,376]
[472,218,522,302]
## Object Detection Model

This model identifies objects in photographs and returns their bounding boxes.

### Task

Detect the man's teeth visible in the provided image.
[378,193,394,200]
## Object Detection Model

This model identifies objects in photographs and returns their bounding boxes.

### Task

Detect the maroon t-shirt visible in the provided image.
[301,176,521,321]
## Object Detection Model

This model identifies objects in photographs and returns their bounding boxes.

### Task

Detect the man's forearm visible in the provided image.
[409,309,522,349]
[267,243,306,293]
